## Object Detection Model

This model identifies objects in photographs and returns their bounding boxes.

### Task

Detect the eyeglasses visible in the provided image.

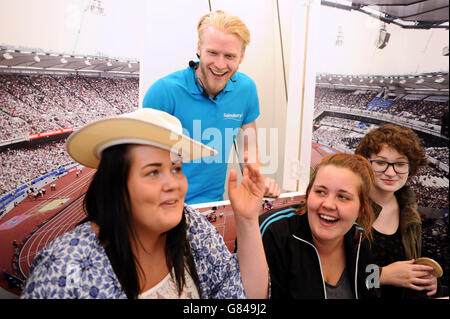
[369,160,409,174]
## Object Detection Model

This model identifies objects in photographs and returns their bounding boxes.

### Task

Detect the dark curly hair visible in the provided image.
[355,124,428,178]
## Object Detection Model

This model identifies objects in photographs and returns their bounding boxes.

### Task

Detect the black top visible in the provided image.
[260,208,376,299]
[371,227,406,298]
[372,227,406,266]
[371,227,429,298]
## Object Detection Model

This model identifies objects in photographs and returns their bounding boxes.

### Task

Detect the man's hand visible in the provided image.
[228,152,265,221]
[264,177,281,198]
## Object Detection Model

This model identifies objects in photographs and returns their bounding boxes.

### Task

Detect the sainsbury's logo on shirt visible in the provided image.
[223,113,243,121]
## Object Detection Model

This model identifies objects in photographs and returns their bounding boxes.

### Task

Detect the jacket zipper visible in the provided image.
[292,234,328,299]
[292,234,362,299]
[354,233,362,300]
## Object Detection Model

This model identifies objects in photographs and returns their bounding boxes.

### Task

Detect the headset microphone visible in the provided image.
[189,60,209,99]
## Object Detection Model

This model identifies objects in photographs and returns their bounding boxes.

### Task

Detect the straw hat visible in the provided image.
[66,108,217,168]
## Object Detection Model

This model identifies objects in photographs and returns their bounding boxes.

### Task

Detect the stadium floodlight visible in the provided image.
[375,24,390,49]
[3,52,13,60]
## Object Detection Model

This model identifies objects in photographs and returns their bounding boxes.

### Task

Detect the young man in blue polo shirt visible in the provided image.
[143,10,280,204]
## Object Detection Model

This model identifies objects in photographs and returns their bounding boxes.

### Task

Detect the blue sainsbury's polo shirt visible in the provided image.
[142,62,260,204]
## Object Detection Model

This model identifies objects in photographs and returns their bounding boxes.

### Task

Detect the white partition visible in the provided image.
[139,0,317,200]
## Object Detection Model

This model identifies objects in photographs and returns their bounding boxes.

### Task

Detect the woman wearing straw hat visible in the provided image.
[21,108,268,299]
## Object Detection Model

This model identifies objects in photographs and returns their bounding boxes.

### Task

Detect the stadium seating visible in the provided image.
[0,73,138,198]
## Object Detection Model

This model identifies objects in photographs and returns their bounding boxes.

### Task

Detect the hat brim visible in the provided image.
[66,117,217,168]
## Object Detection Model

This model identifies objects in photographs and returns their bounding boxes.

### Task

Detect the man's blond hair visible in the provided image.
[197,10,250,50]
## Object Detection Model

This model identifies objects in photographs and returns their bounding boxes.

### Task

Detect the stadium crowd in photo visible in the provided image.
[0,61,447,297]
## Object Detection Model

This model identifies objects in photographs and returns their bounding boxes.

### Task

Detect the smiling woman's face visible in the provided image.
[126,145,187,237]
[369,145,409,195]
[307,165,361,246]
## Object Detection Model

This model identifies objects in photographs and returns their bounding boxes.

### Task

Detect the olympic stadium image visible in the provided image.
[0,0,448,300]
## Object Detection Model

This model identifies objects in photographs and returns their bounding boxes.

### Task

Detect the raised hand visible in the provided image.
[227,151,269,299]
[228,151,265,221]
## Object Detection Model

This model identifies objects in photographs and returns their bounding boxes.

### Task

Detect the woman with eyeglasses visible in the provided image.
[355,124,439,298]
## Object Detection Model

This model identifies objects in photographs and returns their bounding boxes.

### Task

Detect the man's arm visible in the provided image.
[239,121,280,198]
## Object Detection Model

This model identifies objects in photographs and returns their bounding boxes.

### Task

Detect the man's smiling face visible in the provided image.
[196,26,245,98]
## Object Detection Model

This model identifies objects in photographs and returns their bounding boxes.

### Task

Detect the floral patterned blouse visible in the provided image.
[21,205,246,299]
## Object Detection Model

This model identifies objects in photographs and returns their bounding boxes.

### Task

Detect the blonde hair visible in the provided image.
[197,10,250,50]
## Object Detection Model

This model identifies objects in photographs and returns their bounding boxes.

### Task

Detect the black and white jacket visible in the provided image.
[260,208,376,299]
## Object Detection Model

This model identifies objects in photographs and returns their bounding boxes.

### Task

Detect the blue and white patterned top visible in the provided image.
[21,205,245,299]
